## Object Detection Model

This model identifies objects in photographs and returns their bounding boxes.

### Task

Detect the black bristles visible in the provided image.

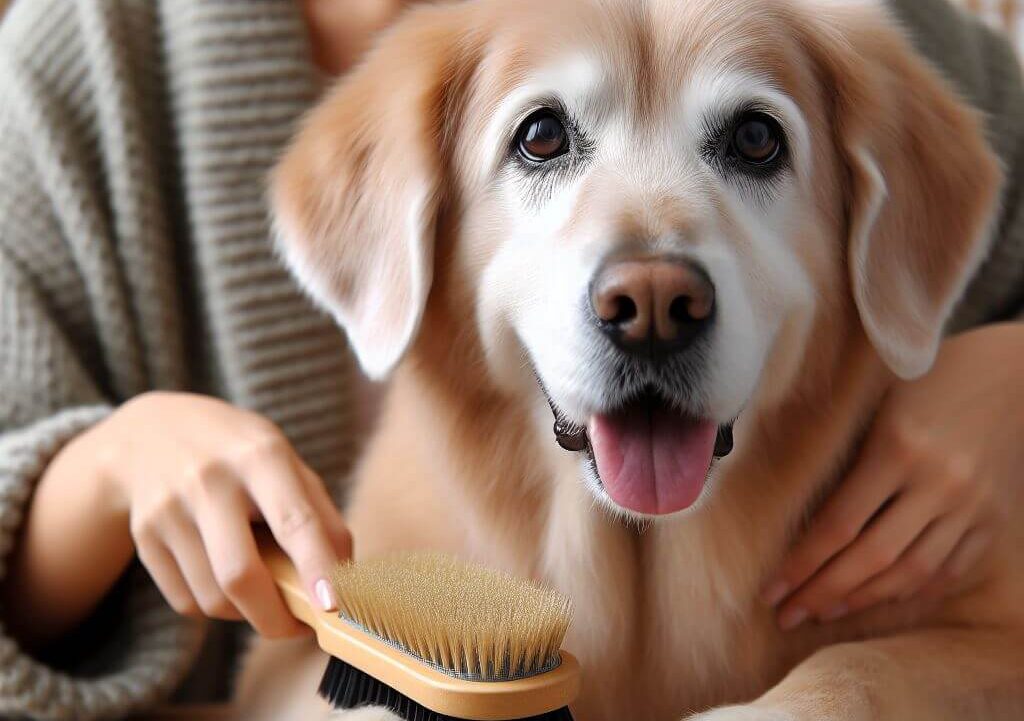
[319,657,575,721]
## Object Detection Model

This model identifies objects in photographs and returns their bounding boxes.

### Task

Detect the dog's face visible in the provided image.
[273,0,999,518]
[462,2,834,517]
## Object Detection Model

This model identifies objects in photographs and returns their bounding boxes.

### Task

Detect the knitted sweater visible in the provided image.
[0,1,356,718]
[0,0,1020,720]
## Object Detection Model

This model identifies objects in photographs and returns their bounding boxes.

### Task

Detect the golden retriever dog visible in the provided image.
[239,0,1024,718]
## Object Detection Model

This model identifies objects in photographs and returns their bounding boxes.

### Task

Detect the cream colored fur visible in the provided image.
[243,1,1024,719]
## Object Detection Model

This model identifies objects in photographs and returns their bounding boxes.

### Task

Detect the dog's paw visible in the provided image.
[687,705,797,721]
[327,705,403,721]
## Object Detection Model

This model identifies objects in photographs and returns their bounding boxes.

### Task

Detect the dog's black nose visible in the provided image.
[590,258,714,355]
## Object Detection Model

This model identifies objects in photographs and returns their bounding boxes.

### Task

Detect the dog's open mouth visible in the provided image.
[546,388,733,516]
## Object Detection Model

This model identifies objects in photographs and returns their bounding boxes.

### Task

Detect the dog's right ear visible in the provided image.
[271,5,481,380]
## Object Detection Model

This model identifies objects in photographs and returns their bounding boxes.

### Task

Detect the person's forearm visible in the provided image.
[1,422,134,649]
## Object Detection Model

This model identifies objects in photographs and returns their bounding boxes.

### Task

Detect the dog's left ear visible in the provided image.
[271,5,481,379]
[808,5,1003,379]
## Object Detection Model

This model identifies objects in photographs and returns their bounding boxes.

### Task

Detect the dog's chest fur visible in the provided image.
[350,369,824,721]
[541,482,779,720]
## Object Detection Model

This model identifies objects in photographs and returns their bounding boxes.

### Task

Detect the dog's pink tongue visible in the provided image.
[589,404,717,515]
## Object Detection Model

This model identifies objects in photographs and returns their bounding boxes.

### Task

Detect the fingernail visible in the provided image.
[314,578,335,611]
[778,607,808,631]
[820,603,849,622]
[761,580,790,607]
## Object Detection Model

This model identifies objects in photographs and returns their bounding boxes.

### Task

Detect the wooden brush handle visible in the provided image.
[256,530,582,720]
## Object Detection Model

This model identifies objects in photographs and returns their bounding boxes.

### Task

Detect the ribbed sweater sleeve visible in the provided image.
[0,257,204,719]
[0,2,204,718]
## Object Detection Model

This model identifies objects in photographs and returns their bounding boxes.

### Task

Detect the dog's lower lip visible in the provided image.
[714,424,734,457]
[553,416,589,452]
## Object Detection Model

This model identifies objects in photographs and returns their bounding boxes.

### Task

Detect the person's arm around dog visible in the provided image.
[766,323,1024,628]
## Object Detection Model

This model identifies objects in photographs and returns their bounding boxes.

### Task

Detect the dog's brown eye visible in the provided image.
[517,111,568,162]
[732,113,781,164]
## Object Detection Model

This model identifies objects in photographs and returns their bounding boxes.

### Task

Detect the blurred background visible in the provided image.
[0,0,1022,52]
[965,0,1023,51]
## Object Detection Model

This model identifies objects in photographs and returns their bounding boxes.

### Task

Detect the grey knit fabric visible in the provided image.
[0,0,1021,719]
[889,0,1024,330]
[0,0,356,718]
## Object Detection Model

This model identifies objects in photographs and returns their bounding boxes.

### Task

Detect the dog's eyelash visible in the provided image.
[700,104,789,205]
[699,103,785,160]
[506,102,595,208]
[517,156,592,209]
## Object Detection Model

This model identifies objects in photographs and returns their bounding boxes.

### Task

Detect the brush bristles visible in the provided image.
[331,553,573,681]
[319,657,576,721]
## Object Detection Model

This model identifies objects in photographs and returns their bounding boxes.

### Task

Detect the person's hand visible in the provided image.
[91,392,351,637]
[762,323,1024,629]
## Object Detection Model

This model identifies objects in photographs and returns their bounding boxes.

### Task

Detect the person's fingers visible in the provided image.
[297,462,353,562]
[239,439,341,612]
[195,484,305,638]
[919,526,993,601]
[844,511,972,614]
[775,485,944,629]
[942,526,992,581]
[162,511,243,621]
[762,434,902,606]
[137,536,202,618]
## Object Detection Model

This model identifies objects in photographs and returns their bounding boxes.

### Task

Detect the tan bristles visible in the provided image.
[331,553,573,681]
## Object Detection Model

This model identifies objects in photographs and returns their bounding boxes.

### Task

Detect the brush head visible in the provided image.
[331,553,574,682]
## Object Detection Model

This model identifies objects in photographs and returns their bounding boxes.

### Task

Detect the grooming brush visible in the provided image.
[257,533,580,721]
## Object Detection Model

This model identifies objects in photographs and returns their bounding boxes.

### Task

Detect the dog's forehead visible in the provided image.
[476,0,813,98]
[457,0,823,187]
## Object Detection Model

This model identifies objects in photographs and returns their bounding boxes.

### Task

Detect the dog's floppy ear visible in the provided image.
[271,5,480,379]
[808,6,1002,379]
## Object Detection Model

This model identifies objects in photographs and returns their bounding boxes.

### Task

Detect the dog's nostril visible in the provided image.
[669,296,693,324]
[610,296,638,325]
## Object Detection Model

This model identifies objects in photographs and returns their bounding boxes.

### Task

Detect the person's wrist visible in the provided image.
[60,413,130,520]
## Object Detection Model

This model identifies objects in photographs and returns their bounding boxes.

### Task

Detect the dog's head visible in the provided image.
[273,0,1000,518]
